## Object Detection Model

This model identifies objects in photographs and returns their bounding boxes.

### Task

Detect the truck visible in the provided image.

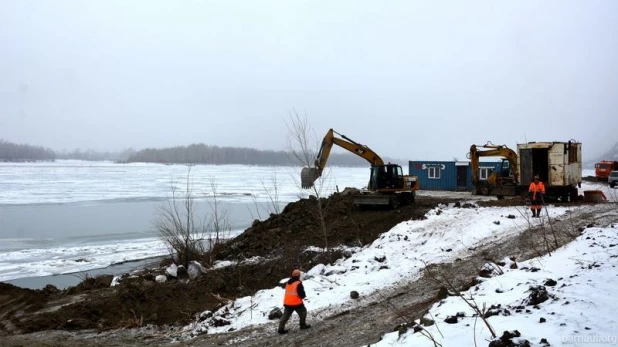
[469,140,582,202]
[518,141,582,202]
[301,129,418,209]
[594,161,618,181]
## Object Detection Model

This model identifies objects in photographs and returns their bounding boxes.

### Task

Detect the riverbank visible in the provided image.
[2,192,616,347]
[4,256,166,290]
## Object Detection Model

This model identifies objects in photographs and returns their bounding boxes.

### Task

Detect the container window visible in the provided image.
[479,168,494,180]
[428,166,441,179]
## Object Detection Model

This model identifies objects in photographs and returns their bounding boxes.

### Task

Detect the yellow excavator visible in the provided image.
[301,129,418,208]
[468,142,520,197]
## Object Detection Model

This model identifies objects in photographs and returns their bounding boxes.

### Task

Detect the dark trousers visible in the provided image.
[530,193,543,216]
[278,304,307,331]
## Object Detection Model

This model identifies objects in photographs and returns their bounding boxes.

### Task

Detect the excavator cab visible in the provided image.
[369,164,403,190]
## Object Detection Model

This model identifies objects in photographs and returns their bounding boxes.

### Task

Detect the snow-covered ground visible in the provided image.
[178,178,618,345]
[375,223,618,347]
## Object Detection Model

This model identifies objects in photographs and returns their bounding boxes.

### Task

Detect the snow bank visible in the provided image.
[375,222,618,347]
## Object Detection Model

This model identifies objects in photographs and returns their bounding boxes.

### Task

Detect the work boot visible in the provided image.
[300,324,312,330]
[531,210,537,218]
[278,329,288,334]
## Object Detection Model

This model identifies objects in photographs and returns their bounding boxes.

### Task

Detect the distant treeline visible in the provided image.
[125,143,384,166]
[0,140,399,166]
[0,140,56,161]
[56,148,136,161]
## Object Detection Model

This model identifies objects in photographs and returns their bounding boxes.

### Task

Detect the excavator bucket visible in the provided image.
[301,167,320,189]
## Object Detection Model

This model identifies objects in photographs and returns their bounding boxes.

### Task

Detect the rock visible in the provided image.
[510,262,518,269]
[494,221,501,225]
[155,275,167,283]
[211,317,231,327]
[95,274,114,288]
[374,256,386,263]
[341,187,361,195]
[524,286,549,306]
[268,307,282,320]
[444,315,458,324]
[436,286,450,300]
[42,284,59,295]
[188,261,205,280]
[539,338,550,346]
[539,317,546,323]
[350,291,360,299]
[420,316,434,326]
[489,330,531,347]
[199,311,213,321]
[479,262,502,278]
[324,266,347,276]
[307,264,326,277]
[506,214,516,219]
[484,304,510,318]
[177,265,189,281]
[166,264,178,278]
[544,279,557,286]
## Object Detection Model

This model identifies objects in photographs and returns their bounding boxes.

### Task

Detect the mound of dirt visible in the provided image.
[0,192,458,335]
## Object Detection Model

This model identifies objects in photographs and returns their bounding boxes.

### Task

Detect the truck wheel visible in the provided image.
[611,183,616,189]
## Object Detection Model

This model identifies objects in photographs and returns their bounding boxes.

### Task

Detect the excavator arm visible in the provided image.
[469,143,519,195]
[301,129,384,188]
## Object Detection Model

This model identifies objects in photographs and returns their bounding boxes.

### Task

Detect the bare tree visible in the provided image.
[285,110,332,251]
[203,179,233,265]
[247,169,283,221]
[155,167,207,268]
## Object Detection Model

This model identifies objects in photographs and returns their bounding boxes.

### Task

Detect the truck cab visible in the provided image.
[595,161,618,181]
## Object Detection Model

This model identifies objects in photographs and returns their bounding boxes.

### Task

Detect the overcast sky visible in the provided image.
[1,1,617,161]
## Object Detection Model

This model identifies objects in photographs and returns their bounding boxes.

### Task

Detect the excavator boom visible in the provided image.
[301,129,384,188]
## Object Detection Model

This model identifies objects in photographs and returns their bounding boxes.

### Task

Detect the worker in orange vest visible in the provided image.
[278,269,311,334]
[528,175,546,218]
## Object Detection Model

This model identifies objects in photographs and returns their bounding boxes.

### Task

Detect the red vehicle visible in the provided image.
[595,161,618,181]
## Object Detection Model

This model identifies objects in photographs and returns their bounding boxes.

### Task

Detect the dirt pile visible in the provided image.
[0,192,457,336]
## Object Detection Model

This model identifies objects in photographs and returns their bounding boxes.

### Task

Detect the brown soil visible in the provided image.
[0,193,457,336]
[2,191,611,347]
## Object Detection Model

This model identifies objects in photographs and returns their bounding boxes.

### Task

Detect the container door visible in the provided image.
[519,148,533,186]
[457,166,467,188]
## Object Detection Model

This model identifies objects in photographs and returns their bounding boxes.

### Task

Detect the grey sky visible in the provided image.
[1,1,617,161]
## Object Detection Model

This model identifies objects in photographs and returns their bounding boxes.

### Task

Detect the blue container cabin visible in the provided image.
[409,160,503,191]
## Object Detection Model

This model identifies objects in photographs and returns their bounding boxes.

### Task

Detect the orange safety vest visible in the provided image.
[528,182,546,194]
[283,281,303,306]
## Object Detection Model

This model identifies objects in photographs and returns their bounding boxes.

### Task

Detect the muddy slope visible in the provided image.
[0,192,456,336]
